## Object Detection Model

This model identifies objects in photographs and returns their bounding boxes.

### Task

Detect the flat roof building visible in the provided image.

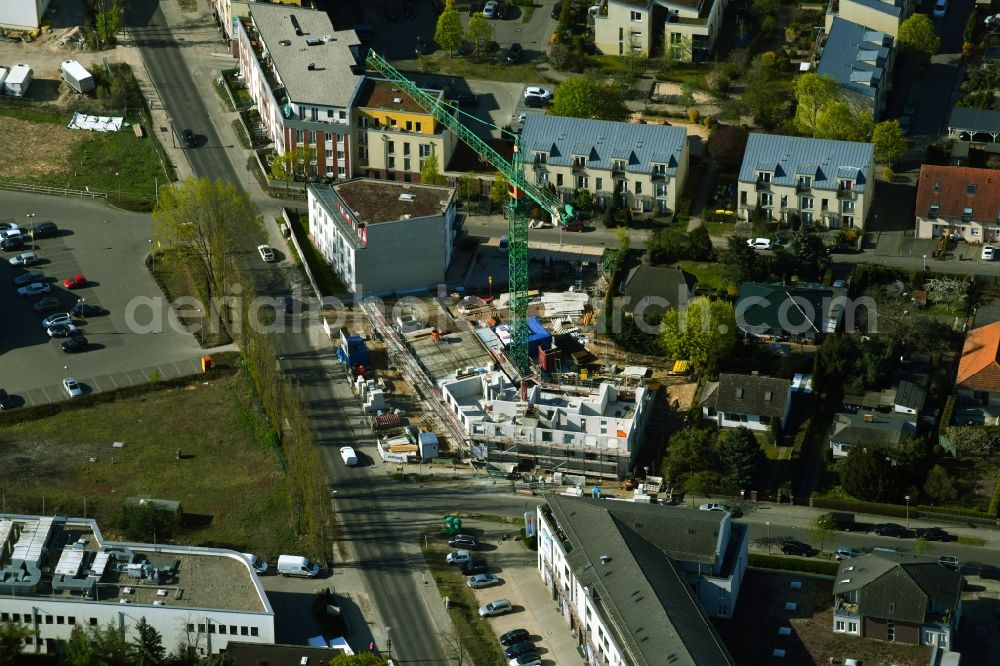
[0,515,274,656]
[439,370,652,479]
[308,178,456,295]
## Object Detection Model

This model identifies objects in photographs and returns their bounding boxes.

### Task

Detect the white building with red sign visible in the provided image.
[307,179,456,296]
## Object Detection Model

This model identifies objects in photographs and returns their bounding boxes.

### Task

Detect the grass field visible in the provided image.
[674,259,729,291]
[150,249,233,347]
[419,56,545,84]
[0,105,169,209]
[0,372,304,557]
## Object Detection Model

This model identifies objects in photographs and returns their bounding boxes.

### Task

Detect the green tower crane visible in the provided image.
[365,50,575,375]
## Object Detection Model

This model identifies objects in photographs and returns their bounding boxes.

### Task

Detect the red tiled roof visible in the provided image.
[956,321,1000,392]
[915,165,1000,223]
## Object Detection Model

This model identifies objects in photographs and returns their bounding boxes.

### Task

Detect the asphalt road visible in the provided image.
[125,1,449,659]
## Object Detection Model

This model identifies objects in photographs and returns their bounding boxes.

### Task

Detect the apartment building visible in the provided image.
[439,369,652,479]
[914,164,1000,241]
[594,0,728,62]
[537,494,743,664]
[521,114,688,215]
[353,78,458,183]
[237,4,365,179]
[0,0,49,30]
[738,133,874,228]
[818,18,895,120]
[0,515,274,657]
[307,178,456,295]
[824,0,914,38]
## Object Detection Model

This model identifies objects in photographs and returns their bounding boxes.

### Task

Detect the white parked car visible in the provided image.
[47,324,79,338]
[242,553,269,574]
[42,313,73,328]
[63,377,83,398]
[523,86,552,102]
[17,282,50,297]
[747,238,772,250]
[699,502,731,513]
[339,446,358,466]
[10,251,39,266]
[983,244,995,261]
[0,229,22,240]
[446,549,472,565]
[0,222,19,232]
[257,244,276,262]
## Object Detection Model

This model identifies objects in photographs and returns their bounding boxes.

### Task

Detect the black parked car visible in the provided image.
[495,0,509,18]
[780,540,816,557]
[460,559,488,575]
[874,523,910,538]
[182,129,196,148]
[915,527,951,542]
[551,2,562,18]
[499,628,530,647]
[506,43,523,63]
[504,640,536,659]
[61,335,89,353]
[1,236,24,251]
[0,389,13,410]
[469,1,484,15]
[32,221,58,238]
[448,534,479,549]
[71,302,105,318]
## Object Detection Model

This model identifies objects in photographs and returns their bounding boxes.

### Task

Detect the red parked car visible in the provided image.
[63,275,87,289]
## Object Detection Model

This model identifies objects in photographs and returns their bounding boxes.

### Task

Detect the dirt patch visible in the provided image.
[715,571,931,665]
[0,115,84,178]
[663,378,697,411]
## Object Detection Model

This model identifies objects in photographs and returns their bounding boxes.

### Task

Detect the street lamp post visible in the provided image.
[385,626,392,660]
[922,254,927,271]
[766,521,771,555]
[643,465,649,480]
[905,495,911,530]
[115,171,121,200]
[488,274,493,299]
[64,365,68,378]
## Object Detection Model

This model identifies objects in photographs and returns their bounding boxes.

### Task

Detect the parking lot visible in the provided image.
[0,191,209,405]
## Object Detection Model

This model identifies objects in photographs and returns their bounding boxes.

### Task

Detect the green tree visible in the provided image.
[739,59,783,125]
[659,297,737,372]
[706,125,749,172]
[810,513,836,552]
[815,101,873,141]
[456,172,480,202]
[131,618,165,666]
[466,13,493,54]
[271,145,318,180]
[688,224,716,261]
[792,73,840,135]
[923,464,957,503]
[572,188,594,212]
[0,623,32,665]
[434,6,465,54]
[615,225,630,253]
[64,624,131,666]
[897,13,941,61]
[550,77,630,121]
[490,171,509,206]
[718,427,762,491]
[662,427,718,484]
[871,120,908,165]
[153,178,263,302]
[753,0,780,16]
[924,276,969,312]
[944,426,1000,457]
[841,446,899,502]
[94,0,125,48]
[329,653,387,666]
[420,154,446,185]
[787,229,828,279]
[685,470,722,495]
[720,234,760,284]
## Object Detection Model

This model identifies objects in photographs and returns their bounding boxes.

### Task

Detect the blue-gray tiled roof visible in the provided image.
[739,133,873,192]
[521,115,686,175]
[817,18,893,101]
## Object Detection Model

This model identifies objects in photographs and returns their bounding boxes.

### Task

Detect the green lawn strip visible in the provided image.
[423,540,506,666]
[288,215,348,296]
[150,249,233,347]
[520,6,535,22]
[956,535,986,547]
[673,259,728,291]
[417,58,544,84]
[232,118,251,149]
[0,373,303,557]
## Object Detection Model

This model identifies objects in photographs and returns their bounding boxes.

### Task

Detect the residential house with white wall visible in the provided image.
[701,373,794,432]
[738,133,874,228]
[593,0,728,62]
[536,494,744,664]
[824,0,914,38]
[0,515,274,657]
[914,164,1000,242]
[521,114,688,215]
[440,370,652,479]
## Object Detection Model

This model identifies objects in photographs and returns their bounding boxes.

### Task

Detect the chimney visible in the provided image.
[307,63,315,71]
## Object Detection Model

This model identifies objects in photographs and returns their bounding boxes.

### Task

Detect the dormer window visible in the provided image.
[963,207,973,222]
[652,163,666,175]
[764,391,773,402]
[534,152,547,164]
[613,159,626,171]
[757,171,772,183]
[967,183,977,196]
[798,175,812,188]
[736,388,744,398]
[934,180,941,192]
[839,179,853,191]
[928,204,939,220]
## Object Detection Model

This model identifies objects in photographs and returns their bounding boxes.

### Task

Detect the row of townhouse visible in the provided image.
[593,0,729,62]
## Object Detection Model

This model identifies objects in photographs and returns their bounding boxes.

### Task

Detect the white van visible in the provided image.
[277,554,321,578]
[340,446,358,466]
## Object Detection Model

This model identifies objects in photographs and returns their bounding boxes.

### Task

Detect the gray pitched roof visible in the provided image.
[709,373,791,418]
[249,4,363,109]
[738,133,873,192]
[818,18,893,101]
[521,115,687,176]
[621,266,696,314]
[737,282,847,336]
[895,378,927,411]
[949,107,1000,134]
[834,553,962,624]
[830,410,917,448]
[545,495,735,665]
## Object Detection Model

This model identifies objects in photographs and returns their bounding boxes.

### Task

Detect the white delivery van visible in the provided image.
[340,446,358,466]
[277,554,321,578]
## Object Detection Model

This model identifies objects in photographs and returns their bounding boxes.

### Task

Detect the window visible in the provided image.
[929,204,939,219]
[337,150,345,159]
[389,118,397,127]
[403,144,411,156]
[251,627,259,637]
[839,179,853,190]
[822,198,829,211]
[967,183,977,195]
[618,180,629,192]
[798,175,812,188]
[404,158,411,171]
[574,156,586,167]
[295,129,304,143]
[652,163,666,176]
[556,174,564,187]
[577,176,588,189]
[388,157,395,169]
[328,110,334,119]
[634,182,642,195]
[759,193,773,207]
[780,195,787,209]
[764,391,773,402]
[835,620,845,632]
[57,616,64,625]
[718,604,728,615]
[656,183,667,197]
[358,146,368,160]
[406,121,413,131]
[187,623,194,632]
[888,602,895,612]
[844,215,854,228]
[801,197,814,210]
[842,199,855,213]
[219,625,227,634]
[198,624,206,633]
[311,108,318,121]
[419,144,432,157]
[595,177,603,191]
[887,622,895,641]
[416,122,422,132]
[230,626,238,635]
[241,626,250,636]
[387,141,395,155]
[535,152,547,164]
[972,228,980,236]
[933,179,941,192]
[326,150,333,159]
[736,388,744,398]
[630,10,642,21]
[208,625,216,634]
[338,166,346,176]
[963,207,973,221]
[757,171,772,182]
[613,159,625,172]
[45,616,53,625]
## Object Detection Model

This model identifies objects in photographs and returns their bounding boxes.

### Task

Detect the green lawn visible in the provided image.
[291,214,349,297]
[674,259,729,291]
[150,249,233,347]
[418,56,545,84]
[0,372,305,557]
[0,105,170,211]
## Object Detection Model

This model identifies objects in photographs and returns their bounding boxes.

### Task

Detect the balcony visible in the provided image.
[796,182,811,193]
[572,161,587,172]
[651,170,666,181]
[834,596,860,618]
[755,180,770,191]
[837,188,856,200]
[611,163,625,175]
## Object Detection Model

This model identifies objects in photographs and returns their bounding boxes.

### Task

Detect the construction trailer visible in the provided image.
[60,59,95,94]
[4,64,32,97]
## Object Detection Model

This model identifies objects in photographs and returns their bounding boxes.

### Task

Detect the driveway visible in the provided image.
[0,191,209,406]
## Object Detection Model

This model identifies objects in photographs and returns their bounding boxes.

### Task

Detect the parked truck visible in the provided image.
[60,59,94,94]
[277,554,320,578]
[4,64,32,97]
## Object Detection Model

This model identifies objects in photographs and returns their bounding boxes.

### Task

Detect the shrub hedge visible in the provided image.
[811,496,907,518]
[749,553,838,576]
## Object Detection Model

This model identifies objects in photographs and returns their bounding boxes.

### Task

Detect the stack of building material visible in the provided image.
[540,292,589,318]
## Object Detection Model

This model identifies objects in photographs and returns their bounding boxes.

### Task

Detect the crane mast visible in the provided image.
[365,50,574,374]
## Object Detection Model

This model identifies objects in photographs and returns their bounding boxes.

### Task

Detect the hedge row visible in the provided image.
[749,553,838,576]
[918,504,992,520]
[989,469,1000,519]
[811,496,907,519]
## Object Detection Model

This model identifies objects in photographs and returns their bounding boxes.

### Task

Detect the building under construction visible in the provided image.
[439,369,652,480]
